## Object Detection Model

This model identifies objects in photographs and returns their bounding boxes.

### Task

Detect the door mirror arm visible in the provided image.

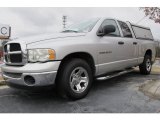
[97,32,105,36]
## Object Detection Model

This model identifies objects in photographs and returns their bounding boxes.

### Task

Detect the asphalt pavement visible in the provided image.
[0,70,160,113]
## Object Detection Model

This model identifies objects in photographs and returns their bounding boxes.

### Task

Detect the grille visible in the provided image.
[4,43,23,65]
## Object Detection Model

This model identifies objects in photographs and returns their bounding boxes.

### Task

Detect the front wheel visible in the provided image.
[56,58,93,100]
[139,55,152,75]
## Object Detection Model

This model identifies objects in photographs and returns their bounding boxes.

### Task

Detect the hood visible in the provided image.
[9,32,86,45]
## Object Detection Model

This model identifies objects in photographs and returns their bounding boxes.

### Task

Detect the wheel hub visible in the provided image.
[70,67,89,93]
[146,59,151,71]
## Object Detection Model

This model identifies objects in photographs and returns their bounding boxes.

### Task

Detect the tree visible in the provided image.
[140,7,160,23]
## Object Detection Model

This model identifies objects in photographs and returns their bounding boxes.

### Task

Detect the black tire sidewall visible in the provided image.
[139,55,152,75]
[58,58,93,99]
[145,55,152,73]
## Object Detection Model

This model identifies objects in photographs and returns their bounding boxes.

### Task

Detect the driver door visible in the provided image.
[97,19,128,75]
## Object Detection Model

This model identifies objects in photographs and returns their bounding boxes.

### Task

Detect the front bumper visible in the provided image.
[1,61,61,89]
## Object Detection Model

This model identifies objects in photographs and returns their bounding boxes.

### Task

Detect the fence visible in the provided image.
[155,41,160,58]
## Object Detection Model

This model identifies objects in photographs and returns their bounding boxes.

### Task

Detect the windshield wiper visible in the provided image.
[62,29,79,33]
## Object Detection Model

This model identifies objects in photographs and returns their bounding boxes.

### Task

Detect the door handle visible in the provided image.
[118,41,124,45]
[133,42,137,45]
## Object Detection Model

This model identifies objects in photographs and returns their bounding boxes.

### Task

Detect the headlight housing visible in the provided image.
[28,49,56,62]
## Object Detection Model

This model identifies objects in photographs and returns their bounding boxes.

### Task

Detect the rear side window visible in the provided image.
[131,25,153,40]
[118,21,133,38]
[100,19,120,37]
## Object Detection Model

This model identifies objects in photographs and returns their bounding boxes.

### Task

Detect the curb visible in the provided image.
[0,80,6,86]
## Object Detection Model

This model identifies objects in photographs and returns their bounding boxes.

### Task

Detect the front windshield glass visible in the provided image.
[62,18,100,33]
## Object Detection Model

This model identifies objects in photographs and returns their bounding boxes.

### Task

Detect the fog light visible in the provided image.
[24,75,35,85]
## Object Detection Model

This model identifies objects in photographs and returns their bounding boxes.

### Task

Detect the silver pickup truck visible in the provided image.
[1,18,156,99]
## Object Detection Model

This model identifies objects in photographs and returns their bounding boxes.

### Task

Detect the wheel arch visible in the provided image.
[145,49,152,58]
[56,52,96,79]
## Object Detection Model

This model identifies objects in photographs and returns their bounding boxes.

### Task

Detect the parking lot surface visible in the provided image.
[0,69,160,113]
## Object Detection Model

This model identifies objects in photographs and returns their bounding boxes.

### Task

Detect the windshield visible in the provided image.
[62,18,100,33]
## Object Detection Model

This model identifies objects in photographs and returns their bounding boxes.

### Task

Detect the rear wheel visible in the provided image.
[56,58,93,100]
[139,55,152,75]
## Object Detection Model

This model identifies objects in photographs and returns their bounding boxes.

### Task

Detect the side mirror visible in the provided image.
[97,25,116,36]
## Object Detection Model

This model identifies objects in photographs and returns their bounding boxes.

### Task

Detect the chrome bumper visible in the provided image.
[1,61,60,88]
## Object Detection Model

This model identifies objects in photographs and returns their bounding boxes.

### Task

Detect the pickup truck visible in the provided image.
[1,18,156,99]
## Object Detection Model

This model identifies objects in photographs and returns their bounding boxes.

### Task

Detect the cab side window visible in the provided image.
[100,19,120,37]
[118,21,133,38]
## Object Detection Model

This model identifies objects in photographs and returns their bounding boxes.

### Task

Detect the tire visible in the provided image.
[139,55,152,75]
[56,58,93,100]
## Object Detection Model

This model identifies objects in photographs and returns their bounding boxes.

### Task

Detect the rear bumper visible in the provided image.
[1,61,60,89]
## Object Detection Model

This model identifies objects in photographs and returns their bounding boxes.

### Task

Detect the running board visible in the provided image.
[96,68,134,81]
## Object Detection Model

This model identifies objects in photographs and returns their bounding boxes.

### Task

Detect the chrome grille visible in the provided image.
[4,43,27,66]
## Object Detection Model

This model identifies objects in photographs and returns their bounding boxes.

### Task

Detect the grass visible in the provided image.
[151,66,160,74]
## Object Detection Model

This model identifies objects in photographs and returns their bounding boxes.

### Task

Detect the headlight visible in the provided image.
[28,49,56,62]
